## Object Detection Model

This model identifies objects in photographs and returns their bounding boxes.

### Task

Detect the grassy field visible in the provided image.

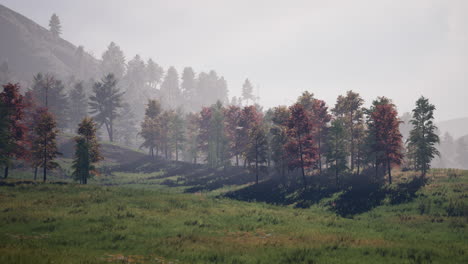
[0,167,467,263]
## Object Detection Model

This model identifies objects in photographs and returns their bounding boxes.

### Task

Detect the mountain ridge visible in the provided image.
[0,4,98,84]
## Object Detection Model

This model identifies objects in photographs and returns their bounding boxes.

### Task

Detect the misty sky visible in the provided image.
[1,0,467,121]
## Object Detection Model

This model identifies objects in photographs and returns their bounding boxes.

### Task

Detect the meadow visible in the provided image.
[0,166,467,264]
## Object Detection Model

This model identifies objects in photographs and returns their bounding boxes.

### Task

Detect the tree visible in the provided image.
[185,113,200,164]
[69,82,87,128]
[246,124,269,184]
[269,106,290,178]
[169,109,185,161]
[241,79,254,105]
[208,101,228,167]
[224,105,243,165]
[49,13,62,38]
[31,108,60,182]
[239,105,262,166]
[89,74,124,142]
[23,91,42,179]
[146,59,164,89]
[332,91,364,172]
[286,103,317,187]
[31,73,69,130]
[72,117,101,184]
[198,102,228,167]
[407,96,440,177]
[312,99,331,174]
[325,119,348,186]
[157,111,172,159]
[160,66,180,109]
[0,83,28,178]
[296,91,315,112]
[140,100,162,158]
[182,67,196,111]
[101,42,126,79]
[369,100,403,184]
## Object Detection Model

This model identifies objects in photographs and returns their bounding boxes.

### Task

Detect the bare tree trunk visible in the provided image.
[387,157,392,184]
[34,167,38,180]
[298,135,307,188]
[4,166,8,179]
[350,111,354,171]
[43,165,47,182]
[318,130,322,175]
[175,141,179,161]
[255,143,259,184]
[43,134,47,182]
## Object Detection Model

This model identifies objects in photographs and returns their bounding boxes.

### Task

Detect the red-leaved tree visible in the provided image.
[0,83,28,178]
[286,103,317,187]
[370,103,403,184]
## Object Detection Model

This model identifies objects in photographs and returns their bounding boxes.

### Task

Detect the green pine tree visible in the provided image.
[407,96,440,177]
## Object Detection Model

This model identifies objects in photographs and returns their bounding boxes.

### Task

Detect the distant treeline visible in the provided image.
[1,73,442,186]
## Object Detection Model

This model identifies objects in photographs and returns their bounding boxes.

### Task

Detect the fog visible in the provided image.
[2,0,467,121]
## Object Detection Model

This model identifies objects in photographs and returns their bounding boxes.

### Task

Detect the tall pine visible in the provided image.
[407,96,439,177]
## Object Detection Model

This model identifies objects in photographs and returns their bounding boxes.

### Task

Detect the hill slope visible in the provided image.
[436,117,468,139]
[0,4,98,82]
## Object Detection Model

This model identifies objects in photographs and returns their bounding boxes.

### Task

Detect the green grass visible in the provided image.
[0,169,467,263]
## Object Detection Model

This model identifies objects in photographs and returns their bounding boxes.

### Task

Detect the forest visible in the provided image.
[1,7,467,264]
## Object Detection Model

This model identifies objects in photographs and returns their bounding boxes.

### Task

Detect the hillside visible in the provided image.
[0,4,98,83]
[436,117,468,139]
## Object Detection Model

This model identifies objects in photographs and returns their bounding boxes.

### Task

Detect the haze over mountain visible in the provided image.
[0,4,97,84]
[0,0,467,122]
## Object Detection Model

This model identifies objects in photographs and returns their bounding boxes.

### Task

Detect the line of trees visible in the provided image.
[0,82,101,184]
[138,90,440,187]
[0,69,441,188]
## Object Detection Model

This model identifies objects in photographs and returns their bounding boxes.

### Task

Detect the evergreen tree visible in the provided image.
[140,100,162,158]
[296,91,315,112]
[49,13,62,38]
[101,42,126,79]
[209,101,228,167]
[269,106,290,178]
[332,90,364,172]
[182,67,196,111]
[159,111,172,159]
[0,83,28,178]
[224,105,243,166]
[312,99,332,174]
[160,66,180,109]
[31,73,69,130]
[89,74,124,142]
[325,119,348,186]
[407,96,440,177]
[146,59,164,89]
[241,79,254,105]
[31,108,60,182]
[69,82,87,128]
[185,112,200,164]
[246,124,269,184]
[169,109,185,161]
[72,117,101,184]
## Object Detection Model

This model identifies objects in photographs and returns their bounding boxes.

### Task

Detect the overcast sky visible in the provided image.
[1,0,467,121]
